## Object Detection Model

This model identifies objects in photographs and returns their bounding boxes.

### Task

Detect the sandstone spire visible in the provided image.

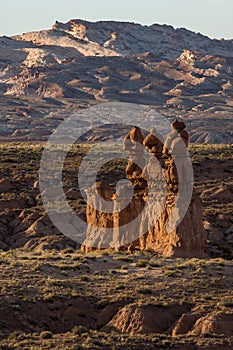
[83,124,206,257]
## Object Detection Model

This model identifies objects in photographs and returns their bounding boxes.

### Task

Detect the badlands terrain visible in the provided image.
[0,19,232,349]
[0,19,233,143]
[0,143,232,349]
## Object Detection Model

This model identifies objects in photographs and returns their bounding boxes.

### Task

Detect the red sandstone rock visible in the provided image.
[190,313,233,336]
[143,128,164,158]
[83,124,206,257]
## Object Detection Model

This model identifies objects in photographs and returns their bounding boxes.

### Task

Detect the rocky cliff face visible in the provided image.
[0,20,233,143]
[84,185,207,258]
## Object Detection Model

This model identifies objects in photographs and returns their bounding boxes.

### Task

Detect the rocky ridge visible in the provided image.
[0,20,233,143]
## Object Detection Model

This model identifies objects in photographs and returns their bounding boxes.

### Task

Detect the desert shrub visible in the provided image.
[40,331,53,339]
[164,270,176,277]
[136,287,153,295]
[72,325,88,335]
[80,275,90,282]
[63,247,75,254]
[137,260,148,267]
[43,293,55,302]
[116,283,125,290]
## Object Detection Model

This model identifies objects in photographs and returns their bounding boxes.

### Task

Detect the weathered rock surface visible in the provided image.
[102,303,191,335]
[172,312,233,336]
[190,313,233,336]
[83,126,207,257]
[136,193,206,257]
[102,305,233,337]
[0,20,233,143]
[0,143,231,256]
[83,185,207,257]
[13,20,233,60]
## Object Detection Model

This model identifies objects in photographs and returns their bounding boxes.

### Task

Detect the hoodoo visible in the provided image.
[83,122,207,257]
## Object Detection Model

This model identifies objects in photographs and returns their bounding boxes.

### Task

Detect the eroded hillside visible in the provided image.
[0,20,233,143]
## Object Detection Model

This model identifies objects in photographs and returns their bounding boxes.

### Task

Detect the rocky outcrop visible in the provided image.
[191,313,233,336]
[132,193,206,257]
[83,184,206,257]
[173,312,233,337]
[83,125,207,257]
[14,19,233,59]
[0,141,231,255]
[102,303,191,335]
[1,21,233,143]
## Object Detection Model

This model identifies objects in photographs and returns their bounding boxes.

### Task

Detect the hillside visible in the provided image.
[0,143,232,258]
[0,142,232,349]
[0,249,232,349]
[0,20,233,143]
[0,19,232,349]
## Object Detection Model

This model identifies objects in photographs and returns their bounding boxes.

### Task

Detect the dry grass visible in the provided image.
[0,249,232,348]
[0,143,232,348]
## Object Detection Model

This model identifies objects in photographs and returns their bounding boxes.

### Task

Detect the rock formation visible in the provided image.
[0,143,231,256]
[1,20,233,143]
[123,126,146,188]
[83,123,207,257]
[143,127,164,164]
